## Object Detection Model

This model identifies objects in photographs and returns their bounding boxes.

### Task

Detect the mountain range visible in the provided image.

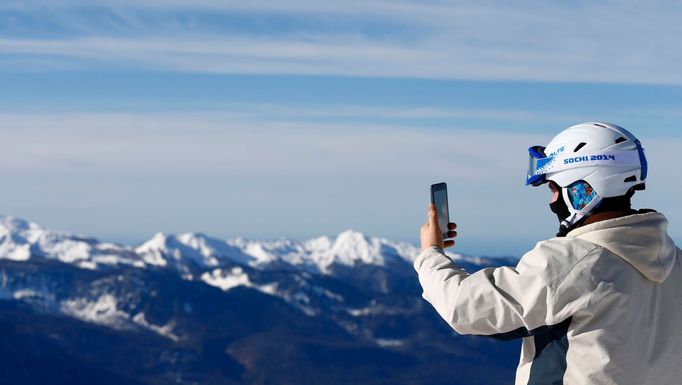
[0,215,521,385]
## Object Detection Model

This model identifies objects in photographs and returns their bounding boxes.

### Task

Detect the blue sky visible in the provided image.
[1,1,681,256]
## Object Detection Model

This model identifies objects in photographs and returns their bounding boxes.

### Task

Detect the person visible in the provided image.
[414,122,682,385]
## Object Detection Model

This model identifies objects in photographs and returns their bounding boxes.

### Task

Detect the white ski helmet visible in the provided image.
[526,122,648,229]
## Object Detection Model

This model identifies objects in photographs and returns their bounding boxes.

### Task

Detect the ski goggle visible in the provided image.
[525,141,647,187]
[527,145,550,186]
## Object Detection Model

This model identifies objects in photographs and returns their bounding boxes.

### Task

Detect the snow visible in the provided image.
[0,243,31,261]
[0,216,37,261]
[346,304,418,317]
[59,294,179,340]
[13,289,42,300]
[77,260,98,270]
[0,215,145,268]
[230,239,278,266]
[348,308,372,317]
[132,312,179,341]
[0,285,48,302]
[306,230,420,272]
[46,238,92,263]
[200,267,279,296]
[224,230,420,274]
[316,287,344,302]
[200,267,252,291]
[0,214,473,278]
[60,294,130,328]
[134,233,169,266]
[375,339,404,348]
[329,230,379,265]
[136,232,255,269]
[257,282,278,295]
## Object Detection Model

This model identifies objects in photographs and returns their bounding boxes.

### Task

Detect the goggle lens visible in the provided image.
[526,146,548,186]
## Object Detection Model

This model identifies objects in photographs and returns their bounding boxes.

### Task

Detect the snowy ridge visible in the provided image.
[0,215,438,274]
[228,230,423,273]
[135,232,256,271]
[0,216,143,269]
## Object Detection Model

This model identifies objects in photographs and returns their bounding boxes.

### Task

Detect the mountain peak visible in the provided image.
[334,229,370,244]
[135,233,169,267]
[0,215,40,233]
[0,215,47,261]
[135,231,256,270]
[329,230,379,266]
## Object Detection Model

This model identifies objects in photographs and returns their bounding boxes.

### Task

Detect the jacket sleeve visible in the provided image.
[413,243,596,336]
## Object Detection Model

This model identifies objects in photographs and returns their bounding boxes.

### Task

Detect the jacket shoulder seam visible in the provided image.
[550,245,602,302]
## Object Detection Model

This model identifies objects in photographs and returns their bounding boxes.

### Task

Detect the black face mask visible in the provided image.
[549,186,570,223]
[549,186,571,236]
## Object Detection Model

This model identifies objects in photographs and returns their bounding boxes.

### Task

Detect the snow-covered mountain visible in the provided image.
[0,214,514,317]
[0,214,520,385]
[0,216,142,269]
[0,215,434,275]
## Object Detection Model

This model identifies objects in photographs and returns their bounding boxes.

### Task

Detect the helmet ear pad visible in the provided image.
[565,180,598,210]
[548,180,599,220]
[548,179,604,237]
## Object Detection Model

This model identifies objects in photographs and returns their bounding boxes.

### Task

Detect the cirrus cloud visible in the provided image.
[0,1,680,84]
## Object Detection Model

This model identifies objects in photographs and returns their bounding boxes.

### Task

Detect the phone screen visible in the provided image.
[430,183,449,237]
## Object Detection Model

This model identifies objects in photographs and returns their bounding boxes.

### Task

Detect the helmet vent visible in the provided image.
[615,136,627,144]
[573,142,587,152]
[624,175,637,183]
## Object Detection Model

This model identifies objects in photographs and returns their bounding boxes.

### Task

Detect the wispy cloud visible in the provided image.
[0,109,544,247]
[0,110,539,178]
[1,108,680,249]
[1,1,681,83]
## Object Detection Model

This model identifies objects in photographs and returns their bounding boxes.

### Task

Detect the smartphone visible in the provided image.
[430,182,450,238]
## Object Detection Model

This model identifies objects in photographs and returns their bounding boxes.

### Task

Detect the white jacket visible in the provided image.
[414,212,682,385]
